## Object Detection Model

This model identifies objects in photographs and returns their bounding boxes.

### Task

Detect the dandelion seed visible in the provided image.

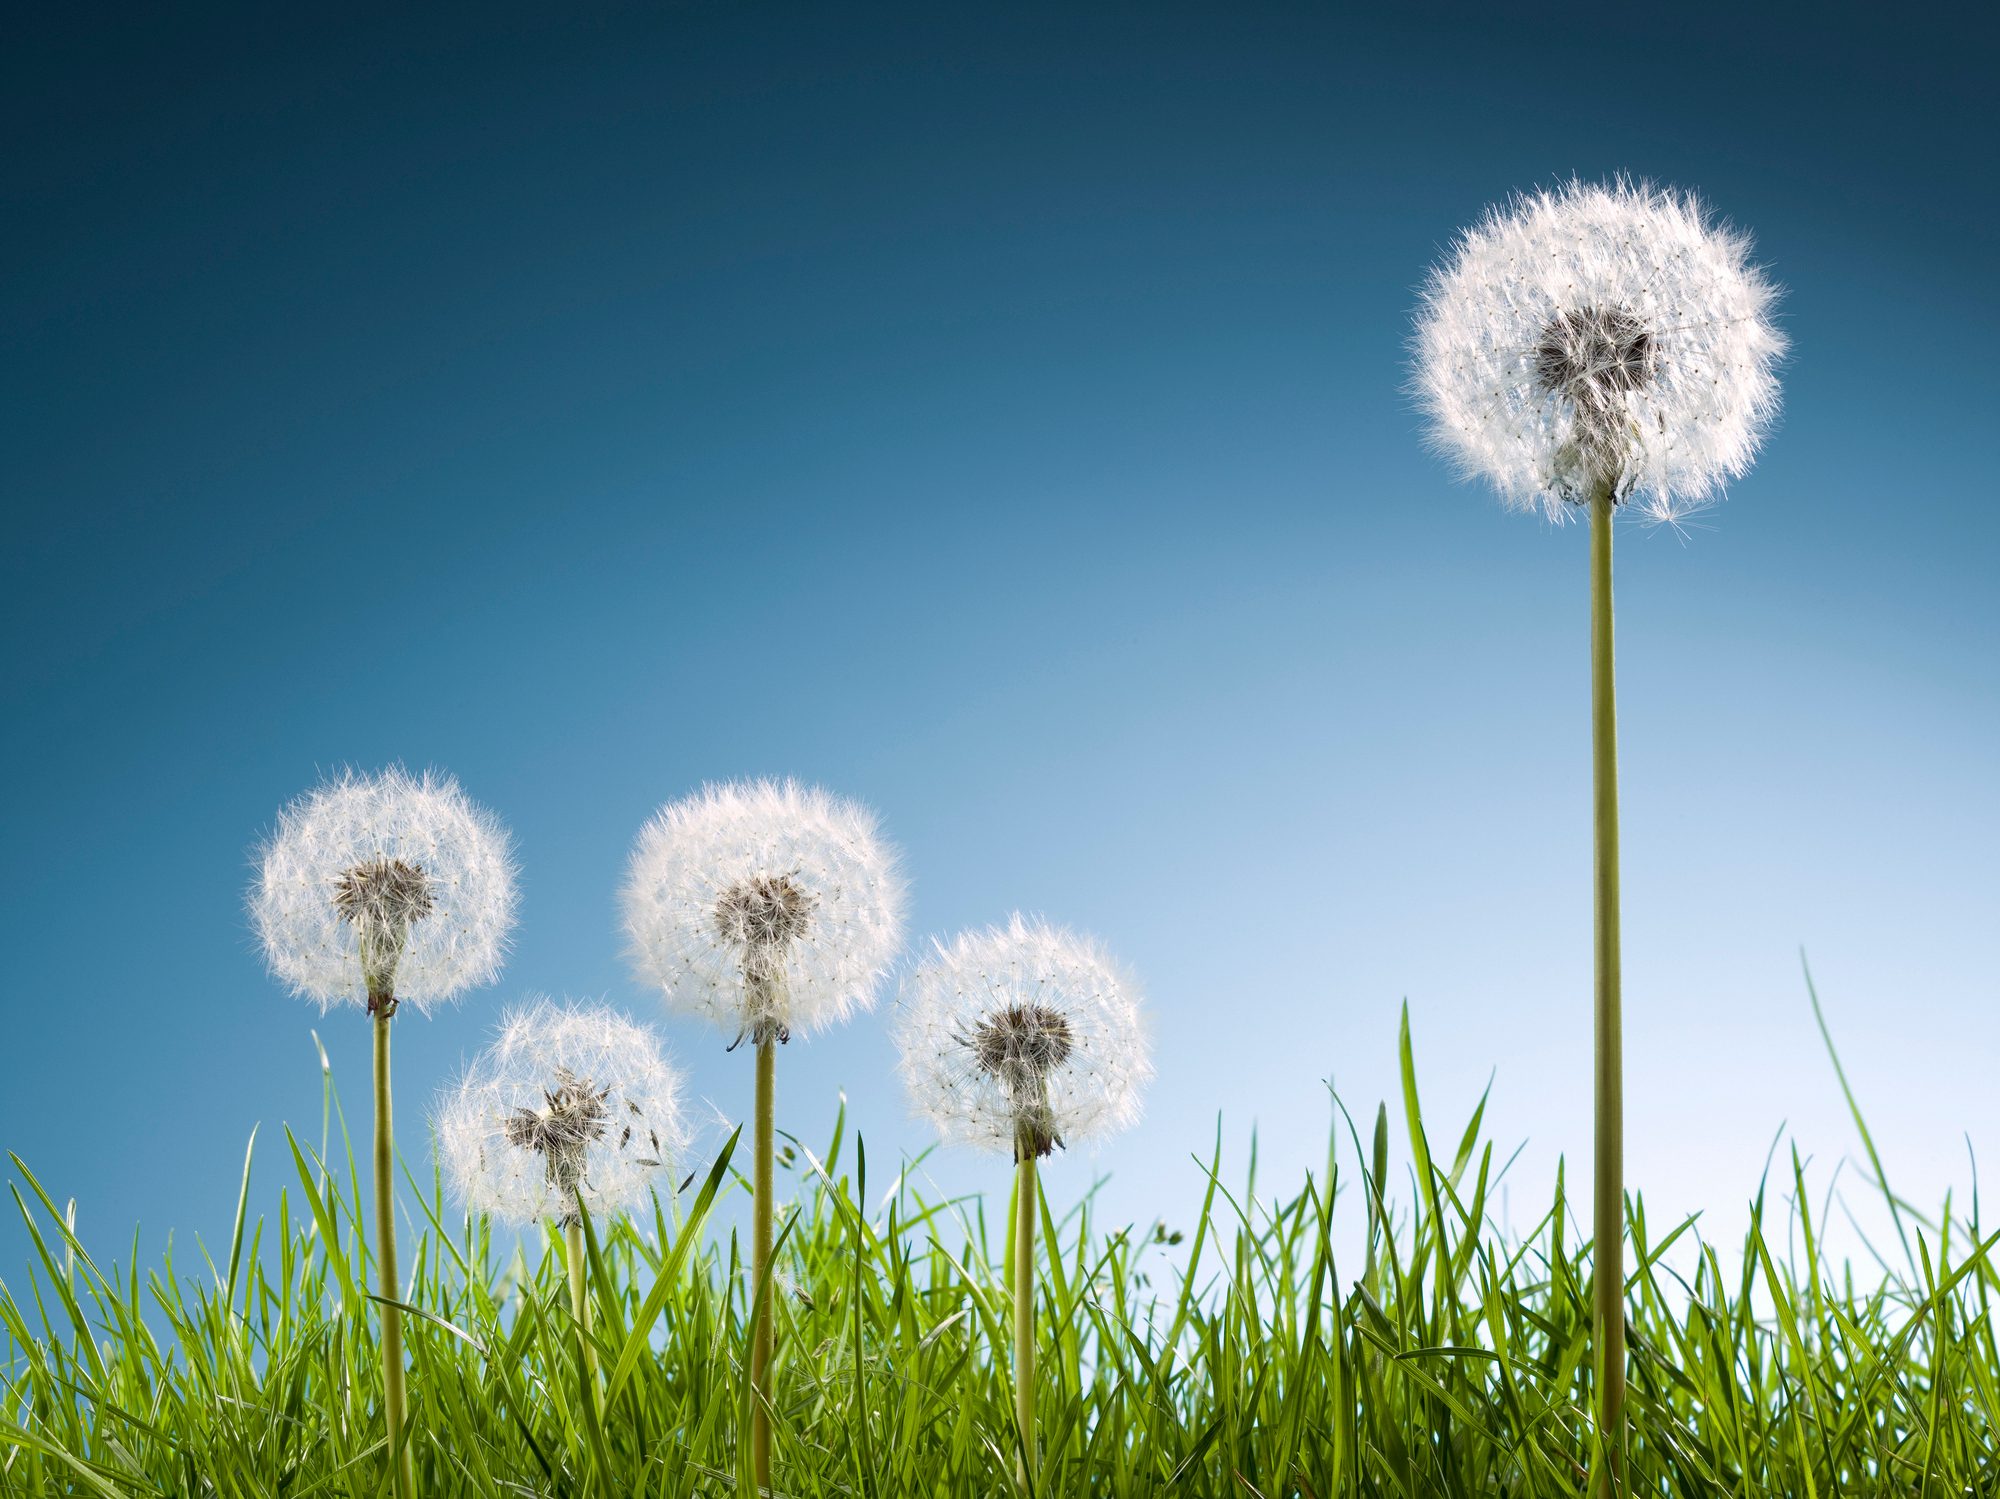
[438,999,688,1227]
[1413,177,1785,524]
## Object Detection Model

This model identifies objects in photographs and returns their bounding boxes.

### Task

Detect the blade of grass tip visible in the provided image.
[282,1128,357,1308]
[224,1125,258,1316]
[1804,950,1913,1273]
[606,1128,741,1405]
[366,1294,489,1357]
[1399,1003,1452,1331]
[1162,1120,1224,1365]
[7,1182,110,1388]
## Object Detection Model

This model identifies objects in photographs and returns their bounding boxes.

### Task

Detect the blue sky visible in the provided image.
[4,2,1995,1280]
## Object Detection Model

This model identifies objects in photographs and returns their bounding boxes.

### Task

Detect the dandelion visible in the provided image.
[620,779,904,1488]
[438,999,685,1418]
[895,914,1150,1482]
[252,766,517,1499]
[1413,178,1783,526]
[438,999,686,1229]
[1413,179,1785,1477]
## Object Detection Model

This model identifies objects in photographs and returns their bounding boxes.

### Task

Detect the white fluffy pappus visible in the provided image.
[620,780,906,1044]
[251,767,517,1014]
[436,999,688,1226]
[1414,178,1785,524]
[894,914,1151,1159]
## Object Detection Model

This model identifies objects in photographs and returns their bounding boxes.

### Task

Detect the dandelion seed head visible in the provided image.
[895,914,1150,1160]
[252,767,517,1013]
[1413,178,1785,523]
[437,999,687,1226]
[621,779,905,1044]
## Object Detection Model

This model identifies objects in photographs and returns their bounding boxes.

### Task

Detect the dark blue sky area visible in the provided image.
[4,3,1995,1276]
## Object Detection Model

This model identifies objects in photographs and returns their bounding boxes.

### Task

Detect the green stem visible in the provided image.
[372,1003,414,1499]
[566,1218,595,1382]
[567,1216,613,1484]
[1013,1145,1038,1490]
[1589,491,1626,1486]
[751,1033,776,1493]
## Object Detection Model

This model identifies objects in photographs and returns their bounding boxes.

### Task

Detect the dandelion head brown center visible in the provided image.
[715,872,817,952]
[1534,306,1654,424]
[972,1003,1075,1082]
[332,856,436,934]
[504,1067,612,1208]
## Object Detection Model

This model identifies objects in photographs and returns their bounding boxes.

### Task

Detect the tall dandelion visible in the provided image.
[1414,179,1784,1475]
[252,767,517,1498]
[437,999,685,1423]
[620,779,904,1489]
[894,915,1151,1486]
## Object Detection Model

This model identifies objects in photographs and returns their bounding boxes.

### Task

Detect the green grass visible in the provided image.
[4,992,1996,1497]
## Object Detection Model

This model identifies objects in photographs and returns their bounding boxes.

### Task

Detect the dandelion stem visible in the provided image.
[565,1218,594,1381]
[1588,489,1626,1485]
[1013,1140,1039,1489]
[371,1002,415,1499]
[566,1215,613,1481]
[751,1031,776,1492]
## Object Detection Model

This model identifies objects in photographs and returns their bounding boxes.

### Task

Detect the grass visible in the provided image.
[3,989,1997,1497]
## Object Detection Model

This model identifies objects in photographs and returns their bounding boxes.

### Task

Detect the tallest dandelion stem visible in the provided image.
[1588,485,1625,1442]
[1414,179,1783,1485]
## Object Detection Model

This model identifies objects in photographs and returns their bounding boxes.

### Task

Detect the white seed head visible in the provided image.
[895,914,1150,1159]
[436,998,688,1226]
[251,767,517,1013]
[620,779,906,1045]
[1414,178,1785,523]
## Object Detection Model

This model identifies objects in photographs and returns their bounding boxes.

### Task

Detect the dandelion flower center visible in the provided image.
[971,1003,1076,1084]
[967,1002,1078,1160]
[331,856,436,1003]
[1531,306,1657,497]
[502,1067,612,1217]
[714,872,817,953]
[1535,306,1654,414]
[332,856,436,932]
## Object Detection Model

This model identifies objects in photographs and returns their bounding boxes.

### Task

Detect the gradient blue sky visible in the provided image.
[4,3,1995,1281]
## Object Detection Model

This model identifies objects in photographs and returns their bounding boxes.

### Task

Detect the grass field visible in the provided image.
[4,997,1996,1498]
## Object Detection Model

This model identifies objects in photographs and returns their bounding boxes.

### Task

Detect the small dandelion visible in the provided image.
[1412,179,1786,1470]
[895,914,1150,1483]
[249,765,516,1499]
[619,778,904,1489]
[896,914,1150,1161]
[437,999,687,1228]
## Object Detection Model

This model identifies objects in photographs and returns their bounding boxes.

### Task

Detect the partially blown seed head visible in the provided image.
[895,914,1150,1159]
[252,767,517,1013]
[1414,178,1785,522]
[621,780,906,1045]
[437,999,687,1226]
